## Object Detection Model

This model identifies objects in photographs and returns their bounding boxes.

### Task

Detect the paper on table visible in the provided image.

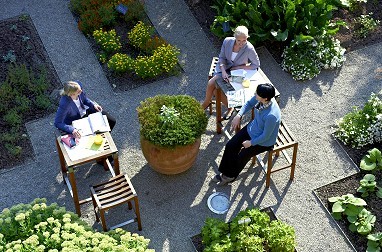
[230,69,247,77]
[62,135,104,161]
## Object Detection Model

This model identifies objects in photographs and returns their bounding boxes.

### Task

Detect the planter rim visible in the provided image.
[140,135,201,149]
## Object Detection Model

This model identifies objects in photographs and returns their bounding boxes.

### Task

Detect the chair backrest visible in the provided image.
[275,121,297,149]
[208,57,219,80]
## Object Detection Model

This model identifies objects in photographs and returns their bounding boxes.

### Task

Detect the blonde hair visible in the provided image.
[234,25,249,38]
[60,81,80,96]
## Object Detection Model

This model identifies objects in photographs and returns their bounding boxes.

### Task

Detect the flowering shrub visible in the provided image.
[281,35,346,81]
[354,13,380,39]
[128,21,153,51]
[134,55,162,79]
[108,53,135,74]
[93,29,122,55]
[335,92,382,148]
[152,44,180,73]
[0,198,153,251]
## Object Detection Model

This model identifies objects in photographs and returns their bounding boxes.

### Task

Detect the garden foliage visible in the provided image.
[0,198,153,251]
[137,95,208,148]
[210,0,348,80]
[335,92,382,148]
[0,64,54,157]
[201,208,296,252]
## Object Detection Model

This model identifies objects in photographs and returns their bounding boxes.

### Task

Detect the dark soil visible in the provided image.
[314,138,382,252]
[185,0,382,63]
[0,15,61,170]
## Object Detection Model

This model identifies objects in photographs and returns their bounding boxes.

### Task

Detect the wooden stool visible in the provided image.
[90,173,142,231]
[207,57,219,115]
[253,121,298,188]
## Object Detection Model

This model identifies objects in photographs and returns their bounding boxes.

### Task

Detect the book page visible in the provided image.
[88,112,111,133]
[72,117,93,136]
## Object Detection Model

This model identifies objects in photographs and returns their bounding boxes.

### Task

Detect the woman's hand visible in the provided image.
[230,115,241,131]
[94,104,103,112]
[72,129,81,139]
[242,140,251,148]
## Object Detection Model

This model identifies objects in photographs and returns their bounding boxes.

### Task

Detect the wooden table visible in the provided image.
[55,132,120,216]
[215,68,280,134]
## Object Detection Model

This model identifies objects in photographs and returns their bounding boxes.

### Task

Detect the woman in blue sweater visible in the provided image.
[213,83,281,185]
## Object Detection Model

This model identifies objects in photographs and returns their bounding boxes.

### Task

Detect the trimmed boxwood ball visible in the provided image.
[137,94,208,148]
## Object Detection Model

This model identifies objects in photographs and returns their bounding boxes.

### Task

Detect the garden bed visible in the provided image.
[190,207,297,252]
[314,138,382,252]
[186,0,382,63]
[0,15,61,170]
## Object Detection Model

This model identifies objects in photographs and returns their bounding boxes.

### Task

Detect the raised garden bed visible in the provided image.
[0,15,61,170]
[190,207,297,252]
[314,137,382,252]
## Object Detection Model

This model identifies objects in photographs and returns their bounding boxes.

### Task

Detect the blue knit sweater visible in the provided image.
[238,96,281,147]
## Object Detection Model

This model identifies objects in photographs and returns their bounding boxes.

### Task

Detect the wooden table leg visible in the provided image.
[55,138,67,174]
[113,152,120,175]
[216,85,222,134]
[68,167,81,216]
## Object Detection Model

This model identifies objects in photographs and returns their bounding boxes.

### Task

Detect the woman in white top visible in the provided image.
[201,26,260,119]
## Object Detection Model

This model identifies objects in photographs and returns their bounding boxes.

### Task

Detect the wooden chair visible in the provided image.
[90,173,142,231]
[253,121,298,188]
[207,57,219,114]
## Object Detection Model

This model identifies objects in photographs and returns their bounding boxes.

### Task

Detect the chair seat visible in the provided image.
[90,173,142,231]
[254,121,298,187]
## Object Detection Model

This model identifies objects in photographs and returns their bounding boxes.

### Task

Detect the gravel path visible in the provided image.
[0,0,381,251]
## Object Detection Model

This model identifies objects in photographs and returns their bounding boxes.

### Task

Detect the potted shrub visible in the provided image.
[137,94,208,174]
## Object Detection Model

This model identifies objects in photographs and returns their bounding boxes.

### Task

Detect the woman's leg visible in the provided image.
[218,125,250,177]
[201,75,219,109]
[101,110,116,131]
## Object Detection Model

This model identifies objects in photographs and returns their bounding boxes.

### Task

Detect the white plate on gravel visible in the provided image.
[207,192,230,214]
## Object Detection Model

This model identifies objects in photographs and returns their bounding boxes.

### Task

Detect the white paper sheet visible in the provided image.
[62,135,103,161]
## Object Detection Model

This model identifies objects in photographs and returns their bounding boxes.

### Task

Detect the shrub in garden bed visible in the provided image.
[0,198,153,251]
[69,0,181,91]
[192,208,296,252]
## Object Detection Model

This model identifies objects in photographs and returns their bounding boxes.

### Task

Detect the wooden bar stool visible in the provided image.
[207,57,219,114]
[90,173,142,231]
[253,121,298,188]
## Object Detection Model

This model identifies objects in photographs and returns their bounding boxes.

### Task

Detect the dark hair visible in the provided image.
[256,83,275,101]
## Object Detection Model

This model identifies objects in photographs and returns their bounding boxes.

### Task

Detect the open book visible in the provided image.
[72,112,111,136]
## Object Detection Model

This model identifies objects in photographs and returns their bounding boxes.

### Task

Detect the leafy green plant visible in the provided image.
[128,21,153,51]
[200,208,296,252]
[0,198,154,251]
[328,194,367,220]
[137,95,208,148]
[93,28,122,55]
[367,232,382,252]
[107,53,135,74]
[335,92,382,148]
[201,218,229,247]
[3,50,16,63]
[347,208,376,235]
[360,148,382,172]
[357,174,382,198]
[151,43,180,73]
[265,220,296,252]
[122,0,148,24]
[281,35,346,81]
[354,13,380,38]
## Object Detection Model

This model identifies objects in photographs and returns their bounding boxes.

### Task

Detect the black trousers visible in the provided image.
[218,125,273,178]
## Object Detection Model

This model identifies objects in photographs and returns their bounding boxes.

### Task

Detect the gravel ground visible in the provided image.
[0,0,381,251]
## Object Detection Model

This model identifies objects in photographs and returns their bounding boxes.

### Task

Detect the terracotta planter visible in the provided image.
[140,137,201,175]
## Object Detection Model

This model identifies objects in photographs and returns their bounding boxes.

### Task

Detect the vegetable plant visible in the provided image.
[357,174,382,198]
[360,148,382,172]
[200,208,296,252]
[367,232,382,252]
[347,208,376,235]
[328,194,367,220]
